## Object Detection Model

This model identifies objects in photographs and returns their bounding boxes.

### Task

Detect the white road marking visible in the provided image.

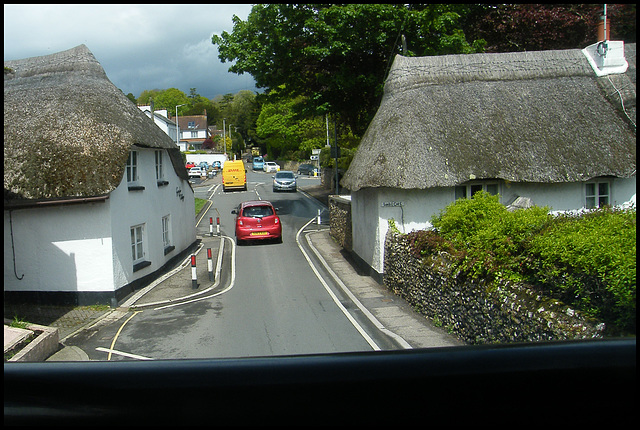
[96,347,153,360]
[296,218,382,351]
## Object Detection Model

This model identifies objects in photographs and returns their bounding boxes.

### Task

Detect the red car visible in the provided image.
[232,200,282,245]
[185,162,196,169]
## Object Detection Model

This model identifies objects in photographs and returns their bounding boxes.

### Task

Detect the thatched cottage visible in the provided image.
[341,43,636,280]
[4,45,197,306]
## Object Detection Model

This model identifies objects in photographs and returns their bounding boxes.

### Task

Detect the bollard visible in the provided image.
[216,217,220,236]
[191,255,197,289]
[317,209,321,225]
[209,217,213,237]
[207,248,214,282]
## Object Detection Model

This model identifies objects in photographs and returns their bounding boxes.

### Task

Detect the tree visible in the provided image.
[462,4,636,53]
[212,4,484,136]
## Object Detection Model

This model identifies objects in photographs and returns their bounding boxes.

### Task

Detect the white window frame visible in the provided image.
[190,131,198,138]
[162,215,171,248]
[455,181,500,200]
[130,224,145,263]
[155,150,164,180]
[126,150,138,183]
[585,180,610,209]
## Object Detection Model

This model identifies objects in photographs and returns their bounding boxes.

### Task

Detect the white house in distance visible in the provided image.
[138,105,178,146]
[341,42,636,281]
[4,45,197,306]
[178,113,209,151]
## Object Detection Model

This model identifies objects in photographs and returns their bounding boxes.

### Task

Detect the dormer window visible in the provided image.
[188,121,196,129]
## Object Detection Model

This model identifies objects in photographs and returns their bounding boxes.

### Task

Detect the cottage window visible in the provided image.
[155,150,164,180]
[126,150,138,183]
[188,121,195,129]
[131,224,145,263]
[190,131,198,138]
[585,181,610,208]
[455,182,500,200]
[162,215,173,255]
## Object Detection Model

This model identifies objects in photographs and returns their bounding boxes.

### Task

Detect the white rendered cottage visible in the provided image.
[4,45,196,306]
[341,43,636,281]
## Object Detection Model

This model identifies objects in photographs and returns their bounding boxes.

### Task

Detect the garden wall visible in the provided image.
[383,230,605,344]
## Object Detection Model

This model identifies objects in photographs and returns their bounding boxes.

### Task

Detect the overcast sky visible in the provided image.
[4,4,257,100]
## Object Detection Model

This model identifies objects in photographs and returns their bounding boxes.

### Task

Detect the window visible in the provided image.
[162,214,175,255]
[455,182,500,200]
[190,131,198,138]
[188,121,195,129]
[585,181,610,208]
[130,224,145,263]
[162,215,171,248]
[155,150,164,180]
[126,150,138,183]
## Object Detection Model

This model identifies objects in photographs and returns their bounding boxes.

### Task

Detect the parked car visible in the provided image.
[273,171,297,192]
[297,163,317,176]
[188,167,204,178]
[252,156,264,171]
[263,161,280,173]
[212,161,222,170]
[199,162,209,171]
[185,162,196,169]
[231,200,282,245]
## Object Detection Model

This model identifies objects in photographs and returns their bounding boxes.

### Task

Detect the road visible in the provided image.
[73,166,397,360]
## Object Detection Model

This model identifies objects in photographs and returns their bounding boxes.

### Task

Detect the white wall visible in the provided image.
[109,146,196,290]
[4,201,114,293]
[186,153,228,165]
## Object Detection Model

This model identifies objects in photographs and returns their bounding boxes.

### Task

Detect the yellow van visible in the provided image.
[222,160,247,191]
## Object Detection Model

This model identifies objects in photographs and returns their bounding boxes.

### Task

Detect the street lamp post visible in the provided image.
[176,104,187,148]
[229,124,233,159]
[223,118,226,158]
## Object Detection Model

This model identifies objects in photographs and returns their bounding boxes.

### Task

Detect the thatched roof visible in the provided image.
[4,44,188,202]
[342,44,636,192]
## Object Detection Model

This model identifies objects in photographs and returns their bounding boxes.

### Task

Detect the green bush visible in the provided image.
[524,207,636,334]
[410,191,636,335]
[431,192,550,281]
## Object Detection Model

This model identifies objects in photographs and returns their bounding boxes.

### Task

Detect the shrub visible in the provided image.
[524,207,636,334]
[431,192,550,280]
[413,191,636,335]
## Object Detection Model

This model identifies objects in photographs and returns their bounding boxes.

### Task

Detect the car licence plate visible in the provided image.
[251,232,268,236]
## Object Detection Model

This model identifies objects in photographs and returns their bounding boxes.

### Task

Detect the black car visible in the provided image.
[297,163,317,175]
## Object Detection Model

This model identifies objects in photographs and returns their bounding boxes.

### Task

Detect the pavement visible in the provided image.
[4,180,463,361]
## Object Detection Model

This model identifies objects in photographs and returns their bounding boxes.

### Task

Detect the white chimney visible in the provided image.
[581,5,628,77]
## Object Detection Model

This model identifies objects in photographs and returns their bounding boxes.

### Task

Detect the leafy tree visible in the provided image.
[212,4,483,136]
[462,4,636,53]
[125,92,137,104]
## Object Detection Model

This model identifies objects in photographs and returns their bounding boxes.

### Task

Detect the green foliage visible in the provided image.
[431,192,550,280]
[212,4,484,136]
[524,208,636,333]
[412,191,636,335]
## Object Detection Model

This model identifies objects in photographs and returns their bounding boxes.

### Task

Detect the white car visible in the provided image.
[263,161,280,173]
[188,167,204,178]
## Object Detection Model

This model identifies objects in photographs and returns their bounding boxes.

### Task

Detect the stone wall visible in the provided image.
[329,195,352,251]
[383,230,605,344]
